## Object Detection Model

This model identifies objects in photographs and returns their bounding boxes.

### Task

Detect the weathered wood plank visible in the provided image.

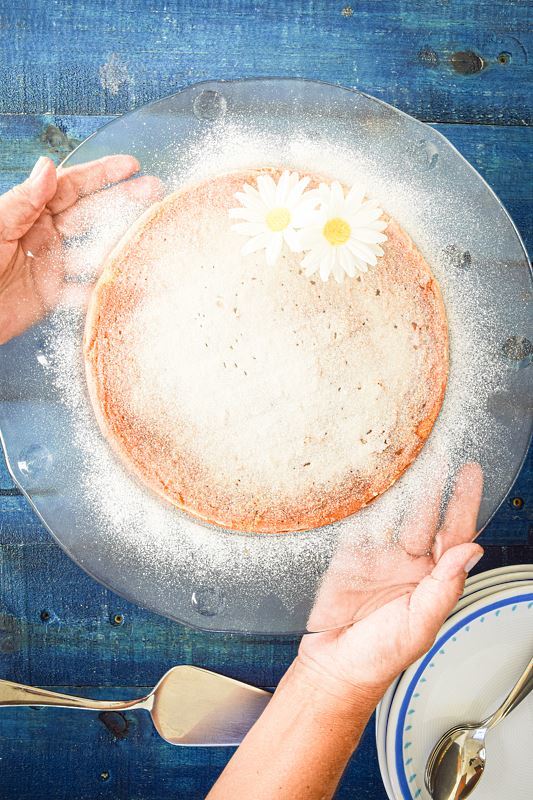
[3,708,377,800]
[0,699,385,799]
[0,0,531,123]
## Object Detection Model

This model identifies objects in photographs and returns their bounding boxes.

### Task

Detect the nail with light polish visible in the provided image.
[464,551,483,574]
[30,156,49,181]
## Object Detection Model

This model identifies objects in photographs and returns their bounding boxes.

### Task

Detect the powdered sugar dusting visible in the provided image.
[42,94,528,633]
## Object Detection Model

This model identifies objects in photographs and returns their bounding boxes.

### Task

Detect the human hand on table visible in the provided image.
[0,155,161,344]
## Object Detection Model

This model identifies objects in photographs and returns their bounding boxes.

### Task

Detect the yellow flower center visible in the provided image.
[323,217,351,246]
[266,207,291,232]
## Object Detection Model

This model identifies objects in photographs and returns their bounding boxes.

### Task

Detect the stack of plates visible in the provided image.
[376,565,533,799]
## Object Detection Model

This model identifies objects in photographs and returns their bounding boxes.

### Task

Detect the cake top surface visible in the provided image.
[84,169,448,532]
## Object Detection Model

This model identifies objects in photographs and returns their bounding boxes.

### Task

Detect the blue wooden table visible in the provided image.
[0,2,531,798]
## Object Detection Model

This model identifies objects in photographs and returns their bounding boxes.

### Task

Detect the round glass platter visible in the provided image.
[0,79,531,634]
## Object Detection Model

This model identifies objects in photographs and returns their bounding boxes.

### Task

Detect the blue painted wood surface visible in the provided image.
[0,2,531,799]
[0,0,531,123]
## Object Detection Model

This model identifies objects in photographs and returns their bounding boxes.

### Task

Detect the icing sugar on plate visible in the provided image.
[43,100,525,632]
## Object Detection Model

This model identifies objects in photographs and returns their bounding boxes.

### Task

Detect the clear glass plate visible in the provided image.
[1,79,531,634]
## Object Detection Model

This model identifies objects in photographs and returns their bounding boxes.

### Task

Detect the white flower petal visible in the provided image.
[288,171,300,189]
[353,255,369,273]
[235,190,265,213]
[350,206,383,226]
[318,183,332,204]
[339,247,356,277]
[292,207,322,230]
[229,207,263,222]
[239,185,261,202]
[275,170,291,204]
[333,259,345,283]
[257,174,277,206]
[265,233,283,266]
[241,183,261,200]
[351,228,388,244]
[320,248,335,282]
[242,232,271,256]
[293,190,321,217]
[286,175,310,207]
[330,181,345,208]
[345,184,366,208]
[301,250,322,270]
[231,222,267,236]
[298,225,323,249]
[283,227,303,253]
[346,239,378,266]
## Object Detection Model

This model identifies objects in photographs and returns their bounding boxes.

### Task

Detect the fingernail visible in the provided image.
[30,156,49,181]
[464,552,483,574]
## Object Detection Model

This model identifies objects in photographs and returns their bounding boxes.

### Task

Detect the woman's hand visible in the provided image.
[0,155,161,344]
[297,463,484,700]
[208,464,484,800]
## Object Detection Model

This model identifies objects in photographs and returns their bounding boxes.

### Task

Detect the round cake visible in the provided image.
[84,169,448,533]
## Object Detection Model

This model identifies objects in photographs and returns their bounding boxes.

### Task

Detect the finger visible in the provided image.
[434,463,483,559]
[399,471,445,557]
[47,154,141,214]
[409,542,484,632]
[54,175,164,237]
[0,157,57,242]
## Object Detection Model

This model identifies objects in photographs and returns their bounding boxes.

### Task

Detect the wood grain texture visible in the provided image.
[0,695,382,799]
[0,1,531,798]
[0,0,531,123]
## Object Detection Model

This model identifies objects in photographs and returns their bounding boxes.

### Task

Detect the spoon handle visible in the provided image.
[486,657,533,730]
[0,679,148,711]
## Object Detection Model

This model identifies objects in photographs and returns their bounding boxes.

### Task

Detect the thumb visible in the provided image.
[409,542,484,633]
[0,157,57,243]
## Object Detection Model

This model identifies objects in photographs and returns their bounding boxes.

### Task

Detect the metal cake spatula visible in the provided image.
[0,666,271,746]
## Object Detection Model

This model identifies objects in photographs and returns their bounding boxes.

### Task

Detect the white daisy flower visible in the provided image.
[229,171,318,266]
[299,181,388,283]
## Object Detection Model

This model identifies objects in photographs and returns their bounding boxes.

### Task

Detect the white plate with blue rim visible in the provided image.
[376,675,401,799]
[374,567,533,731]
[453,576,533,614]
[375,576,533,798]
[462,564,533,596]
[384,585,533,799]
[376,573,533,800]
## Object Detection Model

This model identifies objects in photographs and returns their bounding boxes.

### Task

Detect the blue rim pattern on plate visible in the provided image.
[394,593,533,799]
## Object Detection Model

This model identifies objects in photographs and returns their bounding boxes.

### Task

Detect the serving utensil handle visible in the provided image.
[486,657,533,730]
[0,679,147,711]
